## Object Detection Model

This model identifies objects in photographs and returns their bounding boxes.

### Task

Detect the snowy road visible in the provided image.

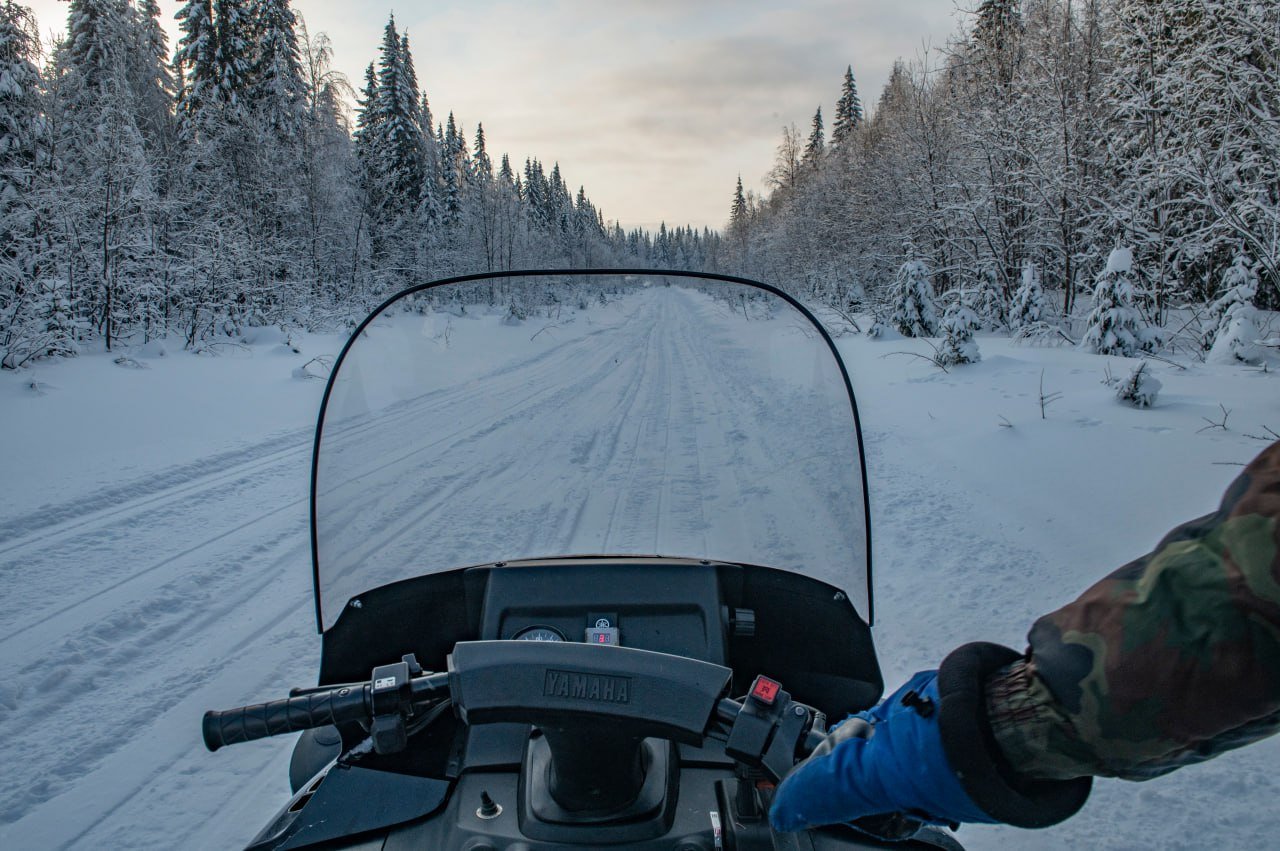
[317,285,865,626]
[0,404,321,847]
[0,285,868,849]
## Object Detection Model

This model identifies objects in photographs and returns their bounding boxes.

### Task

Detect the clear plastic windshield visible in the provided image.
[313,274,869,630]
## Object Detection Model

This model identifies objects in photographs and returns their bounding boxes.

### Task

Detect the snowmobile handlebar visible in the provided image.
[203,687,369,752]
[203,642,822,782]
[202,667,451,752]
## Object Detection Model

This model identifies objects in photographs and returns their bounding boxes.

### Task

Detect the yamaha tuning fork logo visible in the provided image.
[544,669,632,704]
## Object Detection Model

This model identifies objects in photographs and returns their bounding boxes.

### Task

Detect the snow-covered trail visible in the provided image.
[317,286,863,625]
[0,407,320,847]
[0,285,865,849]
[3,287,1278,849]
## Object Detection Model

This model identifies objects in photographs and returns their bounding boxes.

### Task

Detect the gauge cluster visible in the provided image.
[511,625,565,642]
[482,562,727,664]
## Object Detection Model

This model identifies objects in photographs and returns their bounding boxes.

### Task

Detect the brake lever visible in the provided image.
[289,682,365,698]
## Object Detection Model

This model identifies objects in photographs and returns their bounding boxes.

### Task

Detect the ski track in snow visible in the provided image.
[3,287,1279,849]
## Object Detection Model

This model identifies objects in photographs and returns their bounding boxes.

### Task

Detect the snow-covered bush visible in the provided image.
[973,267,1008,330]
[937,299,981,366]
[1082,247,1161,356]
[1111,361,1161,408]
[866,315,886,338]
[1010,261,1046,334]
[1205,257,1262,364]
[890,259,938,338]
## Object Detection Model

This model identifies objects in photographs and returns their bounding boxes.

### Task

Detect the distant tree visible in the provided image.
[374,16,427,214]
[250,0,306,140]
[831,65,862,147]
[127,0,174,151]
[729,175,748,232]
[174,0,216,128]
[766,123,802,191]
[212,0,252,109]
[802,106,824,169]
[0,0,60,368]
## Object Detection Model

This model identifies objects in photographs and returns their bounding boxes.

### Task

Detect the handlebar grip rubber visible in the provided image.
[203,686,368,752]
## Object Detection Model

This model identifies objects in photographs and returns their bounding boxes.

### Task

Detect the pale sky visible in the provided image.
[29,0,961,232]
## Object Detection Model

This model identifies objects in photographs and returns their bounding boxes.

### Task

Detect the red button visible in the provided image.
[751,676,780,705]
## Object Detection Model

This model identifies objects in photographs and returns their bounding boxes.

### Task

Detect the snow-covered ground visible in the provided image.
[2,288,1278,849]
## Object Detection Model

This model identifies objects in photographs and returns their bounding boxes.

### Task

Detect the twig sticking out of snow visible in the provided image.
[883,345,949,373]
[1039,370,1063,419]
[531,318,575,341]
[293,355,333,380]
[1198,403,1232,433]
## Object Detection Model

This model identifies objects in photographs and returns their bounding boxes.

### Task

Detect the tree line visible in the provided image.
[0,1,722,368]
[726,0,1279,358]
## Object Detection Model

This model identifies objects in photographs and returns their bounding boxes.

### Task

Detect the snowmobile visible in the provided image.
[203,271,966,850]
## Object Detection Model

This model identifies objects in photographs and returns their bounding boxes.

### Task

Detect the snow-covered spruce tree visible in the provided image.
[973,267,1008,330]
[0,0,60,368]
[441,111,464,228]
[250,0,306,141]
[353,61,382,207]
[1010,260,1045,335]
[1206,257,1263,365]
[937,296,981,366]
[174,0,217,130]
[802,106,823,171]
[55,0,158,351]
[127,0,175,153]
[890,257,938,337]
[831,65,862,148]
[211,0,252,110]
[1082,247,1160,356]
[370,16,422,213]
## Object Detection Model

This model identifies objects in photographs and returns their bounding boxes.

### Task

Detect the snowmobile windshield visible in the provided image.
[311,272,871,631]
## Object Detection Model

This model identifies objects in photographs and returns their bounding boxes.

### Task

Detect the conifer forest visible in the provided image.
[1,0,1278,368]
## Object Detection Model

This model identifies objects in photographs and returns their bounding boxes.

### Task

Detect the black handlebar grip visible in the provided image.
[203,686,368,752]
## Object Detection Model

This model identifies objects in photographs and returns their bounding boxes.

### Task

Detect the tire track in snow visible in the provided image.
[0,312,646,642]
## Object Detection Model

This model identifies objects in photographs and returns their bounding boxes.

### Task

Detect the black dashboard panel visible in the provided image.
[479,560,728,664]
[320,558,881,723]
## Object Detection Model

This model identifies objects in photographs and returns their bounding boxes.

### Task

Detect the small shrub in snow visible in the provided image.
[240,325,290,346]
[1205,257,1263,365]
[866,315,887,338]
[1011,261,1046,335]
[1082,247,1161,357]
[1110,361,1161,408]
[937,299,981,366]
[973,267,1008,330]
[138,339,168,358]
[890,259,938,338]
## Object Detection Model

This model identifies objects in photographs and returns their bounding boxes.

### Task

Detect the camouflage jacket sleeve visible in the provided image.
[985,441,1280,781]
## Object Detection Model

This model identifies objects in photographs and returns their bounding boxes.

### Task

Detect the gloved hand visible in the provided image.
[769,670,997,833]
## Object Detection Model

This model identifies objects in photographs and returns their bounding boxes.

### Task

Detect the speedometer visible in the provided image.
[512,625,566,642]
